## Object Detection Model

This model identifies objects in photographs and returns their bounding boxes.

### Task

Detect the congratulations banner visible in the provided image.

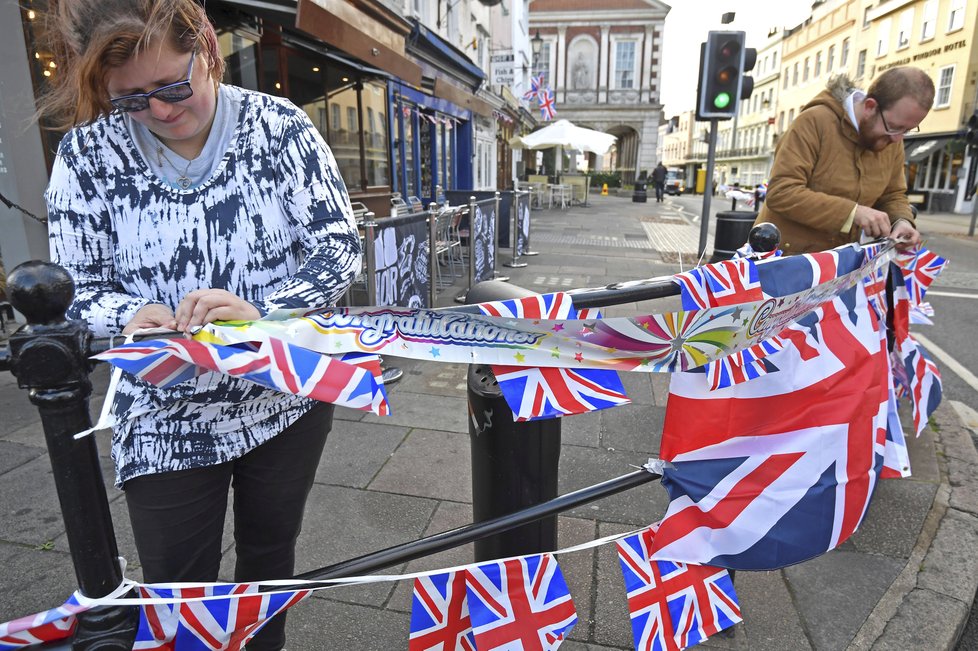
[204,243,890,374]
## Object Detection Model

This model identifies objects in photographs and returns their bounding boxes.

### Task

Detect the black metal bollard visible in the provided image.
[466,280,561,561]
[4,261,139,650]
[631,180,648,203]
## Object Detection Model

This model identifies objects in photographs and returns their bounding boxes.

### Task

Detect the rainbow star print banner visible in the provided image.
[96,243,894,418]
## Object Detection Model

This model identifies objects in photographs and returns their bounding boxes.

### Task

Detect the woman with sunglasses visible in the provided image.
[40,1,361,648]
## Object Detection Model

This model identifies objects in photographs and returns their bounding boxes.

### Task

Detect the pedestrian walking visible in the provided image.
[651,161,667,203]
[39,1,361,648]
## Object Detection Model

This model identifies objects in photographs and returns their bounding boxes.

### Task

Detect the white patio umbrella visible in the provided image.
[519,119,617,156]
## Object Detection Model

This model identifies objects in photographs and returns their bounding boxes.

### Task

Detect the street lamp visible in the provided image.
[531,29,543,75]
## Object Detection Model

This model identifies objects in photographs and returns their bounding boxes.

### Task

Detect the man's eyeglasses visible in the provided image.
[109,49,197,113]
[877,107,920,136]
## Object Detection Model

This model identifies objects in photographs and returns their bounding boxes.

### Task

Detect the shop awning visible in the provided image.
[904,136,952,162]
[296,0,422,86]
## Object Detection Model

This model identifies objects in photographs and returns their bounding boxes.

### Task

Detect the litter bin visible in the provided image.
[632,180,648,203]
[710,210,757,262]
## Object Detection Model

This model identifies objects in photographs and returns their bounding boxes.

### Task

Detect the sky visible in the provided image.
[659,0,816,116]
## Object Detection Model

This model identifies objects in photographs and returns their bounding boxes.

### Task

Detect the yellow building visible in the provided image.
[865,0,978,212]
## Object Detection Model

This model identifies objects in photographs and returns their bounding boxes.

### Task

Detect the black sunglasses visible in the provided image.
[109,49,197,113]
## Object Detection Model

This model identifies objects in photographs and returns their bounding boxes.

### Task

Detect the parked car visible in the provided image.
[665,169,685,195]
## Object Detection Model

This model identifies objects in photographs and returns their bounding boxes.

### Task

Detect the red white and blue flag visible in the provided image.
[896,248,947,307]
[95,338,389,415]
[133,584,310,650]
[616,525,741,651]
[490,364,630,421]
[539,89,557,121]
[409,572,476,651]
[652,256,890,569]
[704,337,784,391]
[523,74,546,102]
[475,294,630,420]
[0,594,83,650]
[673,258,763,310]
[465,554,577,650]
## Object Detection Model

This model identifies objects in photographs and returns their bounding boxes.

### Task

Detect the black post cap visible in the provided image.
[7,261,75,326]
[748,223,781,253]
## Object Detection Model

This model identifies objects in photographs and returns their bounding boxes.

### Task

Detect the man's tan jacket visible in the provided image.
[754,79,913,254]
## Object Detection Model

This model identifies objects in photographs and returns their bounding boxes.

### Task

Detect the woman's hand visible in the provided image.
[174,289,261,333]
[122,303,177,334]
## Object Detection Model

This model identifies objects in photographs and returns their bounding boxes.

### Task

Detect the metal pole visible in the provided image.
[428,202,438,308]
[491,191,509,282]
[699,119,719,259]
[363,213,377,306]
[467,195,477,290]
[505,191,527,268]
[292,468,657,582]
[4,261,139,650]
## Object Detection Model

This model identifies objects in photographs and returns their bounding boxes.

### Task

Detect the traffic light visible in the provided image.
[696,31,757,120]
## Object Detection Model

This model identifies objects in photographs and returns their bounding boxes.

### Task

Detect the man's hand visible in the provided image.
[123,303,176,334]
[853,205,892,239]
[174,289,261,333]
[890,219,922,251]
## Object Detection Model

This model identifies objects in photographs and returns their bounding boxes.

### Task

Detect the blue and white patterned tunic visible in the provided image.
[46,86,361,487]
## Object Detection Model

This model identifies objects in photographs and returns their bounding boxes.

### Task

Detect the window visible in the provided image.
[876,18,890,57]
[841,38,850,67]
[921,0,937,40]
[613,40,637,89]
[778,111,784,132]
[784,73,789,90]
[897,9,913,49]
[948,0,965,32]
[793,62,799,86]
[827,44,835,72]
[331,103,341,131]
[856,49,867,78]
[347,107,357,132]
[772,51,778,68]
[788,108,795,124]
[815,52,822,77]
[936,65,954,107]
[803,57,810,82]
[863,6,872,28]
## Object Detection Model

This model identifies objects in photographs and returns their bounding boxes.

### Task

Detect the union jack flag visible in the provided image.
[704,337,784,391]
[465,554,577,650]
[673,258,762,310]
[133,583,310,650]
[887,274,943,438]
[474,292,575,320]
[616,525,741,651]
[475,294,631,420]
[95,337,389,415]
[0,594,83,650]
[523,74,546,101]
[652,279,890,570]
[896,248,947,307]
[491,364,630,421]
[409,572,476,651]
[539,89,557,121]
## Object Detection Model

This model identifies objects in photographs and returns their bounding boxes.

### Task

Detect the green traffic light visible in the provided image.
[713,92,731,109]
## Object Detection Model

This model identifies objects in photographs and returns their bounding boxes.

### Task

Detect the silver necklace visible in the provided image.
[156,145,193,190]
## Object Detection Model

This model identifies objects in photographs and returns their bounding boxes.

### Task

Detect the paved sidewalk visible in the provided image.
[1,195,977,650]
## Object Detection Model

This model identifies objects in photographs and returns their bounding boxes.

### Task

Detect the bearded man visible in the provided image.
[755,66,933,254]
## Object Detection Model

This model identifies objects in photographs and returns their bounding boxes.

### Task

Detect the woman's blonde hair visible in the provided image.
[38,0,225,129]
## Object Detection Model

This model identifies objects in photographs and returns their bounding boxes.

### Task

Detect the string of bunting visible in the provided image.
[1,243,949,651]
